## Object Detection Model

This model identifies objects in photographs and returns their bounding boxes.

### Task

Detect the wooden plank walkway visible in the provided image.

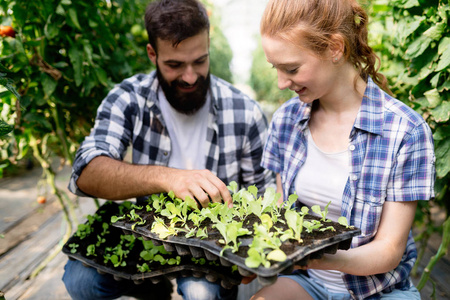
[0,165,449,300]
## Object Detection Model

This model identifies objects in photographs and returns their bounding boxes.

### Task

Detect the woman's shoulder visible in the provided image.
[272,97,310,122]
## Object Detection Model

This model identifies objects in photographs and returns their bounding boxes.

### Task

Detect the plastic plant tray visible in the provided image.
[62,202,241,289]
[113,217,360,286]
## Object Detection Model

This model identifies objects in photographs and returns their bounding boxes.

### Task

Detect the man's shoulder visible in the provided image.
[116,72,157,93]
[210,75,260,109]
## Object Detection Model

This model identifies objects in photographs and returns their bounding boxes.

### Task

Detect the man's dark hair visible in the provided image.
[145,0,210,52]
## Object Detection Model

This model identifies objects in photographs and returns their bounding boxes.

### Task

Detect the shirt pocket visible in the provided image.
[352,188,385,244]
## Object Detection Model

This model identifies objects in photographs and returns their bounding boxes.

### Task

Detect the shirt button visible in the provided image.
[163,151,168,156]
[349,144,356,151]
[351,175,358,181]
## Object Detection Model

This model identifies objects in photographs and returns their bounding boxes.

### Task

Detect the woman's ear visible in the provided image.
[147,43,157,65]
[329,34,345,62]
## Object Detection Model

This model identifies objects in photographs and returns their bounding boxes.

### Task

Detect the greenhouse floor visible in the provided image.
[0,164,448,300]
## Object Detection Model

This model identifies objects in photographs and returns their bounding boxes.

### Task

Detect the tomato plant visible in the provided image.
[0,0,233,277]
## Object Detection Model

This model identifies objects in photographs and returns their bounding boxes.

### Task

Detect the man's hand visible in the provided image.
[165,169,232,208]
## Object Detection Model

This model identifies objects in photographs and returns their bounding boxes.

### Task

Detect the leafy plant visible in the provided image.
[338,216,354,229]
[86,244,96,257]
[215,219,251,255]
[311,201,332,222]
[68,243,79,254]
[284,209,304,243]
[370,1,450,292]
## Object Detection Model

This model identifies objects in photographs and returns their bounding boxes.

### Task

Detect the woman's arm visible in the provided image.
[306,200,417,275]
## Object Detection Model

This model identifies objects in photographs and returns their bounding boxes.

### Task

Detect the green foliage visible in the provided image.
[370,0,450,211]
[0,0,152,177]
[0,0,233,178]
[248,37,296,104]
[369,0,450,293]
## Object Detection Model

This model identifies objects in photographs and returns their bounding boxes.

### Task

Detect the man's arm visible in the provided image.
[77,156,232,207]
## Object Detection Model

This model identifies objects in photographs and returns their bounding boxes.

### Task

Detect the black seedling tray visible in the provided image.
[62,202,241,289]
[114,217,360,286]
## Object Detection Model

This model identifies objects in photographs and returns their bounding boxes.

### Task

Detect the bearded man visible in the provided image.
[62,0,275,299]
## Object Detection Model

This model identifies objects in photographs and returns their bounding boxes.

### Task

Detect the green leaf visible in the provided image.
[405,35,432,59]
[68,47,83,87]
[423,22,446,41]
[438,78,450,92]
[0,120,14,137]
[435,138,450,178]
[93,66,108,87]
[430,72,441,88]
[396,16,425,45]
[44,14,59,39]
[433,125,450,141]
[67,8,82,30]
[432,101,450,123]
[403,0,419,8]
[436,44,450,72]
[42,74,58,97]
[266,249,287,262]
[424,89,442,108]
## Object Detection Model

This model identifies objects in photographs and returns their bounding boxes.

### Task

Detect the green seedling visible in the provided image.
[151,217,178,239]
[320,226,336,232]
[96,235,106,247]
[245,247,270,268]
[338,216,355,229]
[68,243,79,254]
[303,220,323,233]
[137,262,151,273]
[86,244,96,257]
[285,209,304,243]
[191,257,207,265]
[215,219,251,255]
[311,201,332,222]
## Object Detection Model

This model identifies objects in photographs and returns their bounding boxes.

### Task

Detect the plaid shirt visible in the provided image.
[69,71,275,200]
[261,77,435,299]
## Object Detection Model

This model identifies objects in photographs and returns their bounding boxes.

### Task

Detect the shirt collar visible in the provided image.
[353,77,384,136]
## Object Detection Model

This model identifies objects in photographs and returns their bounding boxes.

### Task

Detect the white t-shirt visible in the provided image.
[294,127,350,294]
[158,88,209,170]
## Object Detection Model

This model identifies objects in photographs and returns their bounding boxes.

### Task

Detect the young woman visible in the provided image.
[253,0,436,299]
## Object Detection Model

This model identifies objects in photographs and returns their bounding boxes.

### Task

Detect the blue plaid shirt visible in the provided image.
[69,71,275,200]
[261,77,435,299]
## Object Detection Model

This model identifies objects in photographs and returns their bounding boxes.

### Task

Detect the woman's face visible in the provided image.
[261,35,338,104]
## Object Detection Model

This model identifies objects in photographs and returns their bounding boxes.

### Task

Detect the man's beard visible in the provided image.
[156,66,210,115]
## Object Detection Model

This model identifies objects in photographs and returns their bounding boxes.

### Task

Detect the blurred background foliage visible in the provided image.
[0,0,449,294]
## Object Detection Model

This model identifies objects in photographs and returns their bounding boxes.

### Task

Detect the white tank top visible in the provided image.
[158,88,209,170]
[294,128,350,294]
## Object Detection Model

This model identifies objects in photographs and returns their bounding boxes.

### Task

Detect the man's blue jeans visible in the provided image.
[62,259,172,300]
[62,259,238,300]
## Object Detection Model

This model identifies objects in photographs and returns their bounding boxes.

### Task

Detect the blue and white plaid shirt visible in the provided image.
[69,71,275,200]
[261,77,435,299]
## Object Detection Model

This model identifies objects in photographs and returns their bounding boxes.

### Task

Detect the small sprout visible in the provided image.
[137,263,151,273]
[338,216,355,229]
[303,220,323,233]
[86,244,97,257]
[69,243,79,254]
[311,201,332,222]
[320,226,336,232]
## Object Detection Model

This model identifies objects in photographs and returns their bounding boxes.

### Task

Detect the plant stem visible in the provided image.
[28,134,74,278]
[416,216,450,291]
